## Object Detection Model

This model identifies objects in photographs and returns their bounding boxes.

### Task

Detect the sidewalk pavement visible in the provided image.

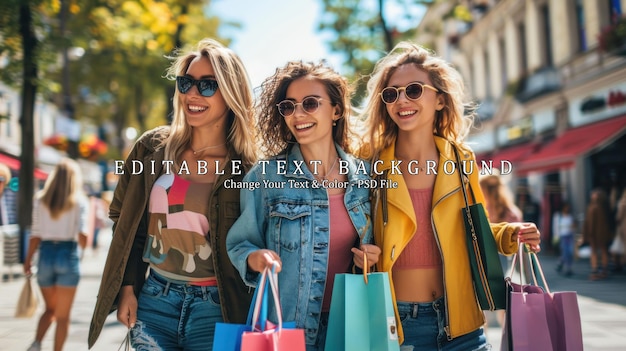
[2,228,626,350]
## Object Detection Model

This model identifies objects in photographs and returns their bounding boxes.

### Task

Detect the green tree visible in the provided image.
[318,0,433,103]
[0,0,226,259]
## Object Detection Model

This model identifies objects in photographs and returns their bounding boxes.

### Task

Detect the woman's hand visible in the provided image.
[23,259,32,276]
[247,249,282,273]
[117,285,138,328]
[351,244,381,269]
[514,222,541,253]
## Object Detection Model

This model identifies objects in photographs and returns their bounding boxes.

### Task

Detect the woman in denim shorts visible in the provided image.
[23,158,89,351]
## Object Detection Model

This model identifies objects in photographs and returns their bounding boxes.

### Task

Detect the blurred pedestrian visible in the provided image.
[23,158,89,351]
[480,173,523,224]
[613,190,626,272]
[552,202,576,276]
[88,38,257,350]
[479,172,522,328]
[89,193,108,250]
[0,162,18,226]
[583,188,613,280]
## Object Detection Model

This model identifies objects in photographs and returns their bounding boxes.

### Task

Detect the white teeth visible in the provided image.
[295,122,314,130]
[399,110,416,116]
[189,105,207,112]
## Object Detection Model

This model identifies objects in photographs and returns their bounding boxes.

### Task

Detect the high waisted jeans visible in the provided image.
[131,270,223,351]
[397,297,489,351]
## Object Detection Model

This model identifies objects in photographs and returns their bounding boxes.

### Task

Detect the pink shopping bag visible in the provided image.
[240,265,305,351]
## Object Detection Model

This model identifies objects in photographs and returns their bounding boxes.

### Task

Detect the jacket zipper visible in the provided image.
[432,185,460,341]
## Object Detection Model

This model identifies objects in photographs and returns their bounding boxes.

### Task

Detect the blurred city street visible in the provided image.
[1,225,625,350]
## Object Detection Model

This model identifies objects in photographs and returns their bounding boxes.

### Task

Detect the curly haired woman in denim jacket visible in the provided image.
[227,61,378,350]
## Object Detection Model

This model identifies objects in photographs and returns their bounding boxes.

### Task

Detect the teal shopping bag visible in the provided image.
[325,262,400,351]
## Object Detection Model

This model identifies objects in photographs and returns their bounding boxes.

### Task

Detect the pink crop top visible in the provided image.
[323,193,357,312]
[393,188,442,270]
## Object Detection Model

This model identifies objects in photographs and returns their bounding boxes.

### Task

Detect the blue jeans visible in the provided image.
[37,241,80,287]
[131,270,223,351]
[559,235,575,270]
[397,298,488,351]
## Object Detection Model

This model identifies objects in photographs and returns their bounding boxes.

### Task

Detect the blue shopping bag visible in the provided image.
[325,258,400,351]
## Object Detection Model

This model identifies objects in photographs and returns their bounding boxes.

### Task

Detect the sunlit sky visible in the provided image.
[211,0,344,90]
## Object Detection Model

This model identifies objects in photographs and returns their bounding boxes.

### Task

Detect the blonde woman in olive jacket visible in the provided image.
[360,42,541,350]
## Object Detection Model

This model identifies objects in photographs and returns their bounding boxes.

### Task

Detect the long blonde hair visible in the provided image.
[38,158,84,219]
[164,38,257,168]
[361,41,475,160]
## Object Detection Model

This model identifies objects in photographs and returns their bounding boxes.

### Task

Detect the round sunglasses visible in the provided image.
[176,76,219,97]
[276,97,325,117]
[379,82,439,104]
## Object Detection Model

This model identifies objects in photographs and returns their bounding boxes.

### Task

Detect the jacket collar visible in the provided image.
[284,143,369,182]
[377,135,471,218]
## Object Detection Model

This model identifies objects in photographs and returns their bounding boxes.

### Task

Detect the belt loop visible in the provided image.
[163,281,171,296]
[201,286,208,301]
[412,303,419,318]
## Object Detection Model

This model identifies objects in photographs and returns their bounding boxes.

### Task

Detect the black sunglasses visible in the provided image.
[176,76,219,97]
[276,97,325,117]
[380,82,439,104]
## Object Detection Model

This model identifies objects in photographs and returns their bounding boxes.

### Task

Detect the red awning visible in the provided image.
[480,143,541,170]
[0,153,48,180]
[516,115,626,174]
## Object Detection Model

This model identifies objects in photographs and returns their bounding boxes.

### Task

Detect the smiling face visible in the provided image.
[179,55,229,129]
[384,64,443,135]
[283,77,338,147]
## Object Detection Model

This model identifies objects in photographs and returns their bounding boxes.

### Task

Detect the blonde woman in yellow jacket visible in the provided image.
[360,42,541,350]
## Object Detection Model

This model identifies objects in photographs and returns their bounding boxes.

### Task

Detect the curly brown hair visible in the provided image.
[256,60,355,157]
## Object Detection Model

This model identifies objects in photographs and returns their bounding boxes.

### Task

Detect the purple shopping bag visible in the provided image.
[501,244,583,351]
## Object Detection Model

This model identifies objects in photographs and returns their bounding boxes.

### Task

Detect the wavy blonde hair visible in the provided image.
[256,60,355,157]
[163,38,257,168]
[360,41,475,160]
[37,158,84,220]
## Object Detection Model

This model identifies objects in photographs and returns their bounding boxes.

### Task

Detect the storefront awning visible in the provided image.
[0,152,48,180]
[516,115,626,174]
[481,143,541,170]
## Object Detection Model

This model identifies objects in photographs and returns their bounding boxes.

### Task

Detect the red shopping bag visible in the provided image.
[240,265,305,351]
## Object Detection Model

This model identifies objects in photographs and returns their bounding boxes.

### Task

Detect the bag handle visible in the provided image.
[250,262,283,331]
[452,144,478,208]
[356,218,372,285]
[507,242,551,293]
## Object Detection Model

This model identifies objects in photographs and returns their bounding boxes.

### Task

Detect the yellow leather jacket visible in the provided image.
[372,136,518,343]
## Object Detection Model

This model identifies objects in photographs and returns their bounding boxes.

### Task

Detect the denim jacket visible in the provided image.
[227,144,372,346]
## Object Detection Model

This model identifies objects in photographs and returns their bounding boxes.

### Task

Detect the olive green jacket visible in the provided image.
[88,126,252,348]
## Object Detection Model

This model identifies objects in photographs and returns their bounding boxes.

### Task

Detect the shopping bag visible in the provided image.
[325,253,400,351]
[15,275,38,318]
[501,244,583,351]
[454,146,506,310]
[240,265,305,351]
[212,265,296,351]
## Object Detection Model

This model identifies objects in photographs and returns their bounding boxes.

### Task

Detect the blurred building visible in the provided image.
[416,0,626,241]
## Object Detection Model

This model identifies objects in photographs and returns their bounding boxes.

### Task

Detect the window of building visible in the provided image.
[575,0,587,52]
[500,37,508,93]
[541,3,553,66]
[609,0,622,23]
[484,49,491,99]
[518,22,527,76]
